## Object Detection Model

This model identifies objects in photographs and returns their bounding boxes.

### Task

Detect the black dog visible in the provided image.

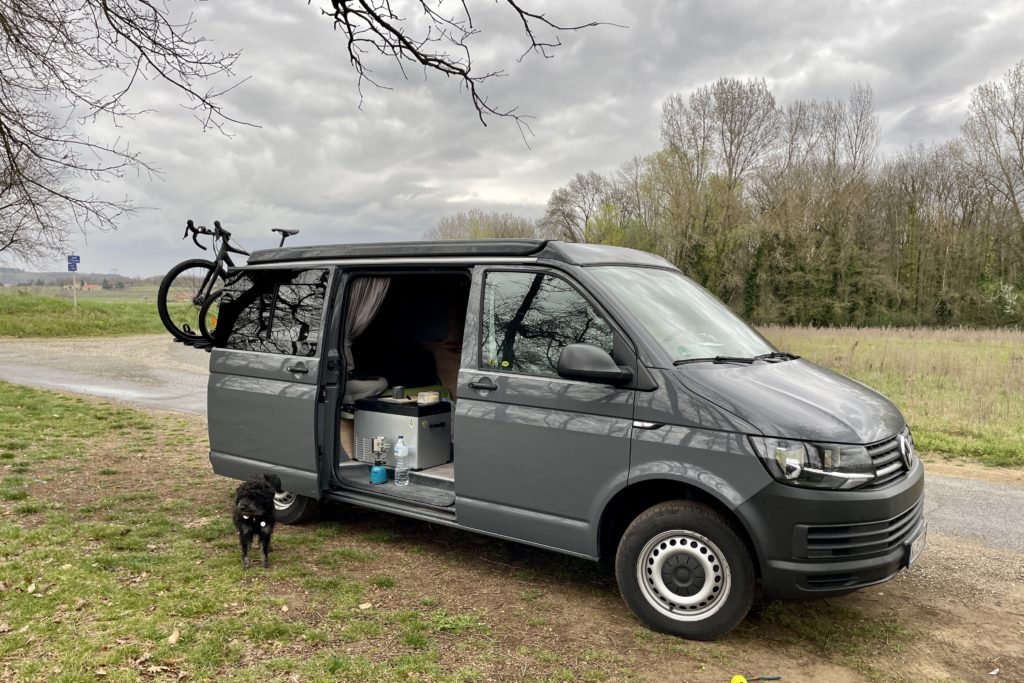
[232,473,283,569]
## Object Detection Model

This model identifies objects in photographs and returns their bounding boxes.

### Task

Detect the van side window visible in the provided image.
[219,269,328,357]
[481,271,613,377]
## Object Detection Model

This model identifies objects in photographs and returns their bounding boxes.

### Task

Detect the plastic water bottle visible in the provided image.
[394,436,410,487]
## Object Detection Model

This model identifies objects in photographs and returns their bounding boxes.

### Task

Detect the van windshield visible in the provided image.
[591,267,774,364]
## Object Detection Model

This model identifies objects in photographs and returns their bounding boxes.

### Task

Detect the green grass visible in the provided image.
[0,292,169,337]
[762,326,1024,467]
[0,380,956,681]
[0,382,519,682]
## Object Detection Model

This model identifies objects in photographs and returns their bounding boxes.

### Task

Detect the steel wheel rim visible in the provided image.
[636,530,731,621]
[274,492,296,510]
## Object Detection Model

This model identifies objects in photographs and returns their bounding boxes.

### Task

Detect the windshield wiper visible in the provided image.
[673,356,756,366]
[754,351,800,362]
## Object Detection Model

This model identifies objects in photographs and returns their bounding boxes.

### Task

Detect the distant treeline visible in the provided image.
[429,64,1024,328]
[0,268,152,287]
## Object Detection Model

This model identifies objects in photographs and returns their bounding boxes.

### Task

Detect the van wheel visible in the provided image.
[615,501,754,641]
[273,491,321,524]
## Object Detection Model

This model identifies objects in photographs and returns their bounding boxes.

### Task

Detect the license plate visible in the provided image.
[907,523,927,567]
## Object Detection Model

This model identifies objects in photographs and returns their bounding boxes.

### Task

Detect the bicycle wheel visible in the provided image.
[157,259,224,341]
[198,288,224,341]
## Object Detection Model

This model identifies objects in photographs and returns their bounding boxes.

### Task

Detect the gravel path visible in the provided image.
[1,334,1022,554]
[0,335,208,415]
[924,474,1024,553]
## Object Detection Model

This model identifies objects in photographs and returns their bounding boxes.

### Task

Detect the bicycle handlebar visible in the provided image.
[181,218,280,256]
[184,218,216,251]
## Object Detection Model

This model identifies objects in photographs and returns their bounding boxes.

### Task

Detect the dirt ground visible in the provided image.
[8,404,1024,683]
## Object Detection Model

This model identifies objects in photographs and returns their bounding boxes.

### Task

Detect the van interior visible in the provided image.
[335,271,470,508]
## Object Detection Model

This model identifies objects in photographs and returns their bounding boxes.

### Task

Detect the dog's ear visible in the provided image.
[265,473,283,493]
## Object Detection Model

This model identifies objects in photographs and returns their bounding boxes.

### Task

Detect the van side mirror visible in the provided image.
[557,344,634,386]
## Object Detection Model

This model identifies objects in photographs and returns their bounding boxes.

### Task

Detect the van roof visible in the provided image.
[246,239,674,268]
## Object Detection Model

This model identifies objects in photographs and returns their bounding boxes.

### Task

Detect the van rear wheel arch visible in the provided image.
[598,480,760,577]
[274,491,321,524]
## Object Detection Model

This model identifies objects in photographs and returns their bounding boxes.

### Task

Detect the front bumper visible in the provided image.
[736,459,926,599]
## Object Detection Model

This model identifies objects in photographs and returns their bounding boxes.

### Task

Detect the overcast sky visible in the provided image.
[26,0,1024,276]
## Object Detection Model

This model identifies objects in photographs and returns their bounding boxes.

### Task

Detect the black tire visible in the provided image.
[615,500,754,641]
[198,289,224,341]
[157,258,224,341]
[273,491,321,525]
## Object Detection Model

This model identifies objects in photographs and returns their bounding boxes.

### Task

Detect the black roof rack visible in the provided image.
[248,239,548,265]
[246,239,674,268]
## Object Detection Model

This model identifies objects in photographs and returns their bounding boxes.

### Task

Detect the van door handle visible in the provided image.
[286,362,309,375]
[468,377,497,391]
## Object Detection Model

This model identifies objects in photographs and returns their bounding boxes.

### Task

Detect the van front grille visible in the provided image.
[862,435,907,489]
[800,497,924,560]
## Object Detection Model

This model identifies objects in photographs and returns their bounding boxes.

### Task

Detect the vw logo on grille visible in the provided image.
[898,433,913,468]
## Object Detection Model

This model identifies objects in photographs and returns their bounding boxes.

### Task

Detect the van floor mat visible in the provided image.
[336,466,456,508]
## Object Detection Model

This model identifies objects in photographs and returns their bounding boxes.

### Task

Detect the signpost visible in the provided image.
[67,255,80,310]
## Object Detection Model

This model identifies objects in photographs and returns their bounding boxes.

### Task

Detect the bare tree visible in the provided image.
[539,171,608,242]
[843,82,880,179]
[0,0,241,262]
[660,77,780,191]
[660,91,714,187]
[963,61,1024,232]
[424,208,537,239]
[708,78,780,189]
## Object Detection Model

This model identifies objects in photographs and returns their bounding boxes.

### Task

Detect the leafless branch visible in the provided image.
[320,0,619,138]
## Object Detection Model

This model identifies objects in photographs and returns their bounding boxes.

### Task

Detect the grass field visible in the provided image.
[1,380,940,682]
[762,326,1024,467]
[0,292,168,337]
[2,283,158,302]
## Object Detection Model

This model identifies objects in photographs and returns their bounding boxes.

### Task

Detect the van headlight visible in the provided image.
[750,437,875,490]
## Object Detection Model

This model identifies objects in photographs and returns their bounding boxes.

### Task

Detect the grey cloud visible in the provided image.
[27,0,1023,276]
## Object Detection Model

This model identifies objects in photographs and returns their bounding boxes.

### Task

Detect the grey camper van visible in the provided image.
[206,240,926,640]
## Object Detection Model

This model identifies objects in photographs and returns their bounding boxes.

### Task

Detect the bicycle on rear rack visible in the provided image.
[157,220,299,344]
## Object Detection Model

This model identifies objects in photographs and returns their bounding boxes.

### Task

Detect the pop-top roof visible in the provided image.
[246,239,674,268]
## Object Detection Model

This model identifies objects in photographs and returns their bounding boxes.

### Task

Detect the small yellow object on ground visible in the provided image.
[731,677,748,683]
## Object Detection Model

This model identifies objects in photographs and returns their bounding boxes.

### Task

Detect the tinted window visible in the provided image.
[220,269,328,356]
[481,271,613,377]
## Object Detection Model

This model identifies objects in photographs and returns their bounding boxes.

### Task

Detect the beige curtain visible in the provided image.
[343,276,390,373]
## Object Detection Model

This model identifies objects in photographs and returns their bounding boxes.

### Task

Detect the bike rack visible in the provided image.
[173,336,214,352]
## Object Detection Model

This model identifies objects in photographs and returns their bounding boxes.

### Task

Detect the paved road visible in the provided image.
[1,335,1022,553]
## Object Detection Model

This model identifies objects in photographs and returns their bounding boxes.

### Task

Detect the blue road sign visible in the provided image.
[68,255,80,264]
[68,263,78,272]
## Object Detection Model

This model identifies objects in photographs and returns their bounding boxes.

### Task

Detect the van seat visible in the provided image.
[343,375,388,404]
